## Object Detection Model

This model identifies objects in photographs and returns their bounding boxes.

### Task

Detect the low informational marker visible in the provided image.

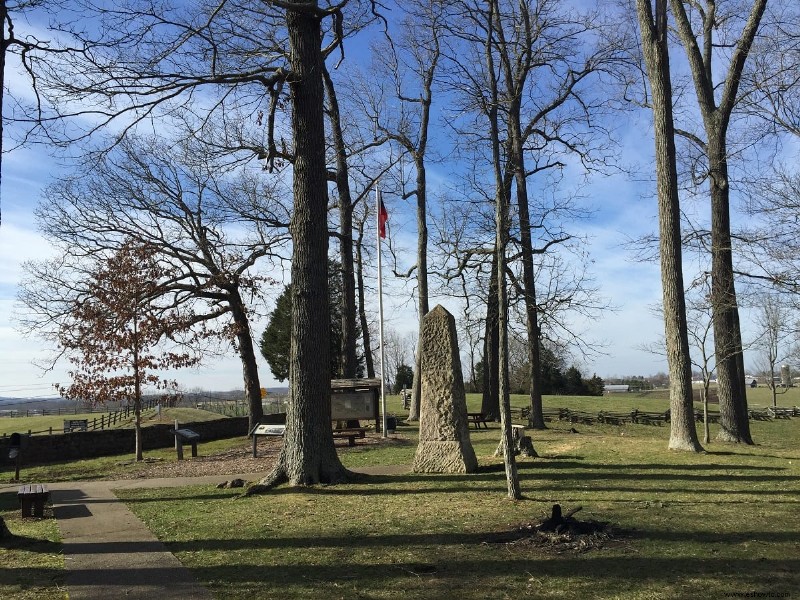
[250,423,285,457]
[63,419,89,433]
[171,428,200,460]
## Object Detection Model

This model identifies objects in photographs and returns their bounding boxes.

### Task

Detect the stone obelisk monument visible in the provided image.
[412,305,478,473]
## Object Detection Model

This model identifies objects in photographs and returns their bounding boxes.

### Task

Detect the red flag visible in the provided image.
[378,199,388,239]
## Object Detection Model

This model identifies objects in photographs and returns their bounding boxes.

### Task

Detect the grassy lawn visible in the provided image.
[114,413,799,600]
[0,492,64,599]
[0,392,798,599]
[0,406,225,438]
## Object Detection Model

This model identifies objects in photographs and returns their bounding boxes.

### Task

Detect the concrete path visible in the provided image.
[24,466,409,599]
[49,475,264,600]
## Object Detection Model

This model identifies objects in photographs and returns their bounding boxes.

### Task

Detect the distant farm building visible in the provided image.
[604,384,630,394]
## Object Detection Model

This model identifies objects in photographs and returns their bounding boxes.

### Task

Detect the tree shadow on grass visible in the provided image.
[305,462,800,495]
[703,450,800,461]
[13,556,794,599]
[96,524,796,554]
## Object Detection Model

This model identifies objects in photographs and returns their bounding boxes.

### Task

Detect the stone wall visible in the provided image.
[0,416,250,465]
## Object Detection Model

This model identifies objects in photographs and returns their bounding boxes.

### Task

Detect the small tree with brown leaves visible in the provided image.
[56,243,200,461]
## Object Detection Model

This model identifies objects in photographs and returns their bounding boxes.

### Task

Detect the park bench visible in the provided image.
[18,484,49,518]
[332,427,367,446]
[467,412,490,429]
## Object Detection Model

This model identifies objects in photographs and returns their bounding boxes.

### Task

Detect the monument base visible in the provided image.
[412,440,478,473]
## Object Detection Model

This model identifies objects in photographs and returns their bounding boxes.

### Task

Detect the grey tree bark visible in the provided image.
[372,4,441,422]
[354,214,375,378]
[322,64,358,378]
[487,0,521,499]
[480,251,500,420]
[251,3,349,490]
[636,0,703,452]
[670,0,766,445]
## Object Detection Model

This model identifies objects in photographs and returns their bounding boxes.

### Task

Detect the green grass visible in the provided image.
[0,406,222,438]
[0,411,107,437]
[1,393,798,599]
[0,492,64,599]
[115,415,799,600]
[5,436,248,484]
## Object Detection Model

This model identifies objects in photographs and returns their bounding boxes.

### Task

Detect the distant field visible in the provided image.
[0,407,226,437]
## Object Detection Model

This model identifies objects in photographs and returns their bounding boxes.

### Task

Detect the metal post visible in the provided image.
[377,186,388,438]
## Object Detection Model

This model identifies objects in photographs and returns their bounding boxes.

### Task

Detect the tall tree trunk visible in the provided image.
[708,135,753,443]
[250,3,348,491]
[229,289,263,430]
[133,326,144,461]
[486,0,520,499]
[408,157,432,422]
[669,0,765,444]
[636,0,702,452]
[507,103,545,429]
[322,65,358,378]
[355,220,374,378]
[481,250,500,420]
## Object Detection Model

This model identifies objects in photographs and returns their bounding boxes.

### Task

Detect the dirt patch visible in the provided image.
[486,504,625,554]
[114,432,406,480]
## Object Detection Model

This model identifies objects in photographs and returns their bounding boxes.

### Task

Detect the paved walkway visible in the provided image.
[50,474,263,599]
[5,466,409,599]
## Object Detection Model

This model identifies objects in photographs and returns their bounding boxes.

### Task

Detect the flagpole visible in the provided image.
[377,186,388,439]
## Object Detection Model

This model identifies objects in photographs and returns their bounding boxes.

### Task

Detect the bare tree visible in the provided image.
[1,0,65,223]
[752,292,795,408]
[355,0,444,421]
[489,0,627,430]
[382,327,414,391]
[669,0,766,445]
[485,0,521,499]
[27,134,289,430]
[685,283,717,444]
[20,0,382,488]
[635,0,702,451]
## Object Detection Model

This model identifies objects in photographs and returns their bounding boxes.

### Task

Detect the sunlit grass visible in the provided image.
[0,491,64,599]
[117,414,800,600]
[0,406,223,438]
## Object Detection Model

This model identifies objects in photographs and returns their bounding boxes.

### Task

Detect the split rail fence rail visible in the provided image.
[0,399,157,439]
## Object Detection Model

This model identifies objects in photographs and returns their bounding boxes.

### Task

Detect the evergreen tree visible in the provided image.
[260,262,362,382]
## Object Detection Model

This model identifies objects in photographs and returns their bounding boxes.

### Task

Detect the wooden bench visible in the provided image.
[18,484,50,518]
[332,427,367,446]
[467,412,489,429]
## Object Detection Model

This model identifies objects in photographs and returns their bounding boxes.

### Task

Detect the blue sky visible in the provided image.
[0,127,673,398]
[8,1,783,398]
